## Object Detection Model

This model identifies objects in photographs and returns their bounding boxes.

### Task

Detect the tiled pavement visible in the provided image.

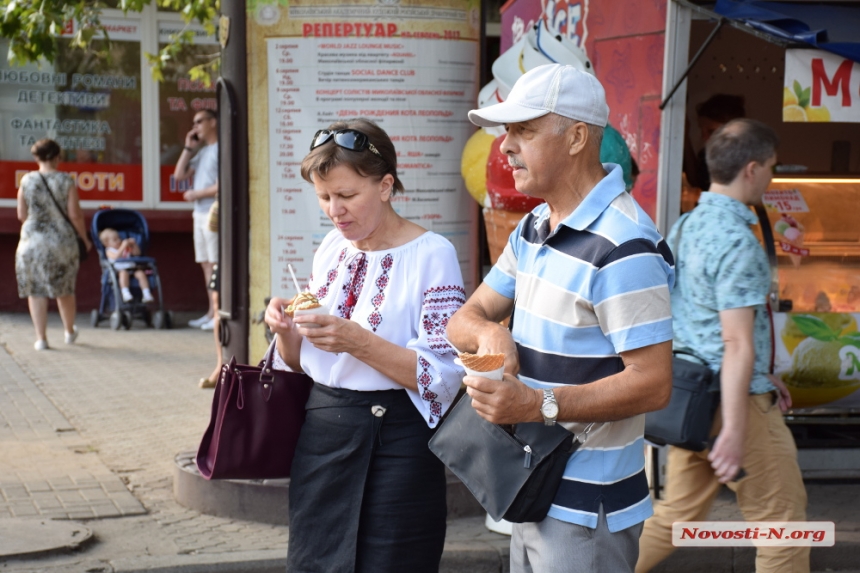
[0,311,858,572]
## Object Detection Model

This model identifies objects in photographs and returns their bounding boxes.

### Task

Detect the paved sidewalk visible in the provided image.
[0,311,858,572]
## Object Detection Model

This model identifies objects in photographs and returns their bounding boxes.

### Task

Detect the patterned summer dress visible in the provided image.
[15,171,80,298]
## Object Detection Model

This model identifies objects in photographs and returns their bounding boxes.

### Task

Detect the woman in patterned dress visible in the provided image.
[16,139,92,350]
[265,119,466,573]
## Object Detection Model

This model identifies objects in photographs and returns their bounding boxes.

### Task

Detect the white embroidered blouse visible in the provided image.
[273,229,466,427]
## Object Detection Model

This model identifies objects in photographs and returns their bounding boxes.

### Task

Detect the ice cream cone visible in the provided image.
[284,292,321,317]
[775,215,806,268]
[458,352,505,372]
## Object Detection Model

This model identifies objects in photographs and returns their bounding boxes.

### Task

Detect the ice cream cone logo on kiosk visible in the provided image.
[774,213,808,267]
[460,18,633,266]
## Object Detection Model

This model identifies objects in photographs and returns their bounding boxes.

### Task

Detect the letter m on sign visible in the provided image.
[812,57,852,107]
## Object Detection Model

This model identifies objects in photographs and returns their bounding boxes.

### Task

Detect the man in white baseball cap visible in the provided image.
[448,63,675,573]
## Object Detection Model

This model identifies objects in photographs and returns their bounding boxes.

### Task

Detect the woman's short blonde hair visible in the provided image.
[300,118,404,195]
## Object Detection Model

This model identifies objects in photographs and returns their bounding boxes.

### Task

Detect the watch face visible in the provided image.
[541,401,559,418]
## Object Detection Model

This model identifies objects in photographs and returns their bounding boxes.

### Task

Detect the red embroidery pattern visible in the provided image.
[338,253,367,320]
[367,254,394,332]
[422,285,466,354]
[315,248,348,301]
[418,356,443,423]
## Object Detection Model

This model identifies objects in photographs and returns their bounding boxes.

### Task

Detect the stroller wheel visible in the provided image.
[110,312,122,331]
[143,308,153,327]
[122,311,133,330]
[90,309,100,328]
[153,310,166,330]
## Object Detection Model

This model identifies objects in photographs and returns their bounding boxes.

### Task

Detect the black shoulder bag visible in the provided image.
[644,212,720,451]
[38,172,88,262]
[429,305,594,523]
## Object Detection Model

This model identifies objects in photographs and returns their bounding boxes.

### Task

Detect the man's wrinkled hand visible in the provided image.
[463,373,540,424]
[476,325,520,376]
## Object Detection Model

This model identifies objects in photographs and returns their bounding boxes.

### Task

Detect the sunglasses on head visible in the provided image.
[310,129,384,160]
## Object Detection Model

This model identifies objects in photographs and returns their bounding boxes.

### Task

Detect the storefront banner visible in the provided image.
[773,312,860,410]
[62,18,142,41]
[0,161,142,202]
[260,0,481,296]
[784,49,860,123]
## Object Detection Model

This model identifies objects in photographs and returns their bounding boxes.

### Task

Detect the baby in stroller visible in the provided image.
[98,228,154,303]
[91,208,171,330]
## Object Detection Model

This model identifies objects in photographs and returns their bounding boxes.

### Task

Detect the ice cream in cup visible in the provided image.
[284,292,328,329]
[456,352,505,381]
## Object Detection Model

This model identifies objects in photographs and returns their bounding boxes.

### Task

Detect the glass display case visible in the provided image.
[756,178,860,411]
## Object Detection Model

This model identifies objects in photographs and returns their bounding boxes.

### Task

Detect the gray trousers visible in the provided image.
[511,505,643,573]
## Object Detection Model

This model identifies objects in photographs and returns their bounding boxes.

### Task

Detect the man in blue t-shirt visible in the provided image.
[448,64,675,573]
[637,120,809,573]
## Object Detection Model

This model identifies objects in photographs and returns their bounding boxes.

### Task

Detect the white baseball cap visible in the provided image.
[469,63,610,128]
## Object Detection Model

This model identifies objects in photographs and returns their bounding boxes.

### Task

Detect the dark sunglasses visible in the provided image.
[310,129,384,160]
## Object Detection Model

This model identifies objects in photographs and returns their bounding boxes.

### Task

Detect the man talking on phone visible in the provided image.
[174,109,219,330]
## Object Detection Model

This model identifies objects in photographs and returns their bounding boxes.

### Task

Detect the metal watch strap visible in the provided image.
[541,388,558,426]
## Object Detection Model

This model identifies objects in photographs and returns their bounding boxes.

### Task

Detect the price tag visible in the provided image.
[764,189,809,213]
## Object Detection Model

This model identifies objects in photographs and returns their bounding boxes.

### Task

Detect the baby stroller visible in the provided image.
[90,208,173,330]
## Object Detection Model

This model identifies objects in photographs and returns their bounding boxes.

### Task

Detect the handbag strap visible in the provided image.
[260,337,280,382]
[37,172,79,238]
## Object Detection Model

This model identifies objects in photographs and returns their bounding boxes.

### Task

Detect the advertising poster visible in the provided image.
[762,179,860,410]
[784,49,860,123]
[247,0,481,301]
[0,21,143,204]
[773,312,860,411]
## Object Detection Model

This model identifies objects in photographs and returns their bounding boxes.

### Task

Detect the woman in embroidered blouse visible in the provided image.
[265,118,465,572]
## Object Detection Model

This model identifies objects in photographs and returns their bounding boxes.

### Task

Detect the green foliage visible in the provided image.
[792,80,811,109]
[791,315,839,342]
[0,0,220,83]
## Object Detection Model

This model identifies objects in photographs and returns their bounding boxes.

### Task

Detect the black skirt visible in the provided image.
[286,384,447,573]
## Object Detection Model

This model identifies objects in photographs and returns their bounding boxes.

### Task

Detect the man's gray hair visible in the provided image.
[706,119,778,185]
[552,114,603,153]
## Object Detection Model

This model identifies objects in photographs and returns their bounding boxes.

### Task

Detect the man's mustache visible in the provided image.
[508,157,525,169]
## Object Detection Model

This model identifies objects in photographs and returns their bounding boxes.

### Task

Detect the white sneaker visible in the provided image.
[65,326,79,345]
[121,289,133,302]
[200,317,216,331]
[142,292,154,303]
[188,314,211,328]
[34,339,49,351]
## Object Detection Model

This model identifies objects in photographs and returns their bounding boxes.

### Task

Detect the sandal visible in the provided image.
[198,377,217,389]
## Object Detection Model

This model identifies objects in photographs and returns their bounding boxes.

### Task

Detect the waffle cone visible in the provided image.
[459,352,505,371]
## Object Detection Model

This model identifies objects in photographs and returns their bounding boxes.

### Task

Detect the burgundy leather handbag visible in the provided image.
[197,339,313,480]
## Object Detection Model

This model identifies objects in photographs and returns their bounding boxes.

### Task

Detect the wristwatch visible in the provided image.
[540,389,559,426]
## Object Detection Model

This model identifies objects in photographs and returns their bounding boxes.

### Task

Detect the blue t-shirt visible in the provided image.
[483,163,675,532]
[668,192,775,395]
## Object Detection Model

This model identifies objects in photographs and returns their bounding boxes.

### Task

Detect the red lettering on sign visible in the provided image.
[812,57,852,107]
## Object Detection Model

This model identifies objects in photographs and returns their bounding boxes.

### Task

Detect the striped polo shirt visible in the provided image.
[483,163,675,532]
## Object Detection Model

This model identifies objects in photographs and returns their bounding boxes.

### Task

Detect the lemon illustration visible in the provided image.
[783,87,798,107]
[783,338,860,408]
[783,105,807,122]
[782,313,857,354]
[460,129,496,206]
[805,106,831,122]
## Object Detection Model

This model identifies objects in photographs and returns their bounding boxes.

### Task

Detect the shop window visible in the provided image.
[0,37,143,202]
[157,29,220,204]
